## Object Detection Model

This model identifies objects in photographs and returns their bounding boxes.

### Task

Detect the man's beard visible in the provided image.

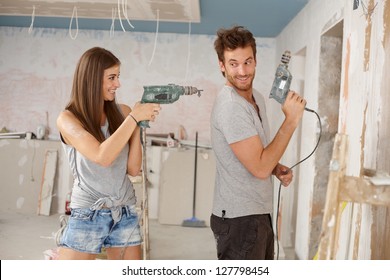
[226,73,254,92]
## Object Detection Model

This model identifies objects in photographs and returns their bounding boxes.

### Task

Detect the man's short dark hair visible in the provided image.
[214,25,257,76]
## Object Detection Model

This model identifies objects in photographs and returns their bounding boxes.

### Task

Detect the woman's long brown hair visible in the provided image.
[66,47,125,142]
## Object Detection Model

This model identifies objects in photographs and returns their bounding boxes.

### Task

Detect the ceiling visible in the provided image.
[0,0,310,37]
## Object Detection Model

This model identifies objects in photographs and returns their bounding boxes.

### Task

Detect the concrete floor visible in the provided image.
[0,210,216,260]
[0,210,295,260]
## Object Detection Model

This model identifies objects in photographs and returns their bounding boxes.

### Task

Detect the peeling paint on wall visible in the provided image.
[371,207,390,259]
[360,104,368,176]
[363,0,375,71]
[353,204,362,259]
[341,37,351,133]
[370,0,390,260]
[383,0,390,47]
[378,24,390,173]
[276,0,389,260]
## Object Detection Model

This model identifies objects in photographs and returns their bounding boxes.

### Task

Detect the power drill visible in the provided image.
[139,83,203,128]
[269,51,314,113]
[269,50,292,104]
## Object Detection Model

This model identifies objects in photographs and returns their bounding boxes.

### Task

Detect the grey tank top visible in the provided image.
[61,120,136,222]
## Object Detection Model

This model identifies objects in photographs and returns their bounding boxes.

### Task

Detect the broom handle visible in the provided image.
[192,131,198,217]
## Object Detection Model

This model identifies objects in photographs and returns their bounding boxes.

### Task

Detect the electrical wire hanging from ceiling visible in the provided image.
[110,7,117,38]
[184,21,192,82]
[184,1,192,83]
[69,6,79,40]
[122,0,135,29]
[148,9,160,67]
[117,0,135,32]
[117,0,126,32]
[28,5,35,34]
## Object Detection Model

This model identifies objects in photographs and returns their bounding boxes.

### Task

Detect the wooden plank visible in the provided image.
[37,149,58,216]
[317,133,348,259]
[340,176,390,206]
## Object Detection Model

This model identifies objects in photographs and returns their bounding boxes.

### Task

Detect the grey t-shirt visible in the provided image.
[210,85,273,218]
[61,120,136,223]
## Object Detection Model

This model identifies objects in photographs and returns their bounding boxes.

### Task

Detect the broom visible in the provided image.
[182,131,206,227]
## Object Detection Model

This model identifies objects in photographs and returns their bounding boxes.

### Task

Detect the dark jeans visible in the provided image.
[210,213,274,260]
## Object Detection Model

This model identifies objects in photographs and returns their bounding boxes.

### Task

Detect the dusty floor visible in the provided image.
[0,210,294,260]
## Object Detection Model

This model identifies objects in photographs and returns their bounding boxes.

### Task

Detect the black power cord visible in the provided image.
[275,107,322,260]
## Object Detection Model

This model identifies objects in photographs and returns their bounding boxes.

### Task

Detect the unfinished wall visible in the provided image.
[310,25,343,259]
[372,0,390,259]
[340,0,389,260]
[373,0,390,260]
[0,27,275,145]
[0,139,72,215]
[0,27,222,144]
[378,0,390,176]
[274,0,345,259]
[277,0,390,259]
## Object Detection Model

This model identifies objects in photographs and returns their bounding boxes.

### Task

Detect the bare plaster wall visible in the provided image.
[311,34,342,259]
[0,139,72,215]
[275,0,344,259]
[341,0,389,260]
[277,0,390,259]
[0,27,275,144]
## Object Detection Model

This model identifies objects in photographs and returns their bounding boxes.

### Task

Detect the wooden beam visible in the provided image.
[340,176,390,206]
[317,133,348,259]
[37,149,58,216]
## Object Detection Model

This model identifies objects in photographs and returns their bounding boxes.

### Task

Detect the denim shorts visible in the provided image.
[60,205,142,254]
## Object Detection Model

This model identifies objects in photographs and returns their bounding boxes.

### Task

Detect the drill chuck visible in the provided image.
[183,86,203,96]
[280,50,291,65]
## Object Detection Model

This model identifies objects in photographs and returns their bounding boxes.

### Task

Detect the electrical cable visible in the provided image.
[275,107,322,260]
[122,0,135,29]
[120,128,148,260]
[148,9,160,67]
[184,2,192,83]
[28,5,35,34]
[110,7,117,38]
[69,6,79,40]
[117,0,126,32]
[184,20,192,82]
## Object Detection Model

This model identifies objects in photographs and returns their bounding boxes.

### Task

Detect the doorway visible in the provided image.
[309,20,343,259]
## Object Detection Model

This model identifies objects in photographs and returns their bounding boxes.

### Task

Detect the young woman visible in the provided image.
[56,47,161,260]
